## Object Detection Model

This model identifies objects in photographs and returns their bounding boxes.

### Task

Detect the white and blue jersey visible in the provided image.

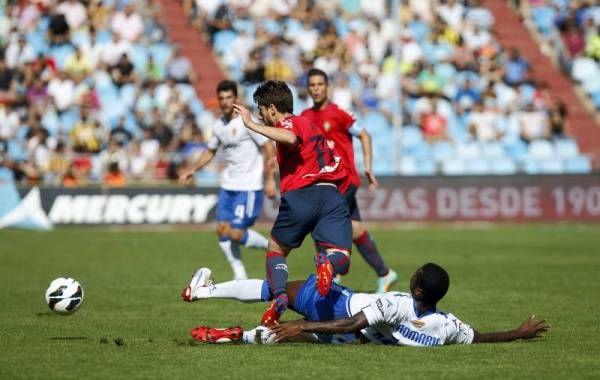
[208,115,269,228]
[351,292,475,346]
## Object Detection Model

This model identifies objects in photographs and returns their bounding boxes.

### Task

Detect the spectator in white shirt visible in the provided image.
[57,0,88,30]
[438,0,464,30]
[111,4,144,43]
[5,35,36,68]
[47,70,75,113]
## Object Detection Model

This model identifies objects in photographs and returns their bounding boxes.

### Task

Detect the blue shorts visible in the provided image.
[292,274,359,344]
[271,184,352,250]
[343,185,361,221]
[216,189,263,229]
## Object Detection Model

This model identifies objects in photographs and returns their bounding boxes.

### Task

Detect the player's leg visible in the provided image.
[215,190,247,280]
[228,190,268,250]
[263,191,315,325]
[312,186,353,296]
[344,185,397,292]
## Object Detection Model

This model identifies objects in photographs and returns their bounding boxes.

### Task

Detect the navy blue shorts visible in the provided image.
[271,184,352,250]
[293,274,359,344]
[343,185,361,221]
[216,189,263,229]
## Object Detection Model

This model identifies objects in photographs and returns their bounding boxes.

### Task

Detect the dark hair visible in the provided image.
[253,80,293,114]
[416,263,449,305]
[307,68,328,84]
[216,80,238,96]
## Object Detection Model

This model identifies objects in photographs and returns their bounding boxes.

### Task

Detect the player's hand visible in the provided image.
[233,104,252,127]
[264,178,277,199]
[365,170,378,191]
[517,315,549,339]
[178,170,195,185]
[270,320,306,342]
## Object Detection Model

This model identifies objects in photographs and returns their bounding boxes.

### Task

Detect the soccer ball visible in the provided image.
[45,277,84,315]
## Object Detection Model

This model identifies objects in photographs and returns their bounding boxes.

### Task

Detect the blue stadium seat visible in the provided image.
[531,6,557,35]
[538,159,564,174]
[130,44,149,72]
[505,139,528,161]
[441,158,467,176]
[399,157,418,176]
[59,108,80,132]
[26,30,48,55]
[416,158,437,176]
[489,158,517,175]
[431,140,454,162]
[572,57,599,83]
[554,138,579,159]
[465,159,491,175]
[481,141,506,159]
[399,125,424,148]
[95,30,113,43]
[528,140,554,160]
[119,84,138,108]
[149,43,172,67]
[455,142,482,159]
[50,45,75,70]
[402,140,430,159]
[0,167,14,181]
[232,19,255,35]
[564,156,592,174]
[7,140,27,161]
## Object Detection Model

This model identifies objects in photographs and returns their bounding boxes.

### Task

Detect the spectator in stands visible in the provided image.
[469,100,503,142]
[548,100,568,140]
[47,7,70,46]
[242,48,265,84]
[504,47,530,86]
[206,2,234,45]
[420,97,449,143]
[518,103,550,143]
[47,141,70,185]
[166,46,195,83]
[264,39,295,81]
[57,0,88,31]
[104,161,127,187]
[110,53,136,87]
[4,34,36,69]
[0,55,17,105]
[47,70,75,114]
[144,55,163,82]
[111,4,145,43]
[65,47,93,80]
[26,78,50,109]
[110,116,134,146]
[586,26,600,61]
[70,108,103,153]
[454,78,481,108]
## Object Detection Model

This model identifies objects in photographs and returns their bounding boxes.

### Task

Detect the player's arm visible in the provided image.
[356,129,378,190]
[233,104,297,145]
[178,148,217,185]
[262,141,277,198]
[472,316,549,344]
[270,312,369,342]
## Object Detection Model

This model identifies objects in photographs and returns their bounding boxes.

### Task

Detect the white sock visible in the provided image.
[242,326,275,344]
[219,240,247,280]
[193,279,264,302]
[244,229,268,249]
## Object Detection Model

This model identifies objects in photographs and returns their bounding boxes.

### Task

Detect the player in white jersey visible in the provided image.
[179,80,276,282]
[181,263,549,346]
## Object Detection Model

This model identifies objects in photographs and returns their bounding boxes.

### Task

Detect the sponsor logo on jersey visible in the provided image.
[376,299,385,316]
[411,320,425,328]
[397,324,441,346]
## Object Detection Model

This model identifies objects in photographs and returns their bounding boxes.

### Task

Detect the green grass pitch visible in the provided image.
[1,225,599,379]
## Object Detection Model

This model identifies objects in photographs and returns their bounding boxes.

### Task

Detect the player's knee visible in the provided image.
[229,229,245,242]
[351,221,364,240]
[216,223,230,238]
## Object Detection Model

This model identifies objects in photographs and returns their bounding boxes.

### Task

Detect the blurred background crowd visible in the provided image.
[0,0,597,188]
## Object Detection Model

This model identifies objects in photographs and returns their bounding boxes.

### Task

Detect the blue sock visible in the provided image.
[260,280,272,302]
[266,251,288,300]
[326,250,350,275]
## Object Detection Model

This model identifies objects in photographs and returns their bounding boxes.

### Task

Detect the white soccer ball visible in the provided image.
[45,277,84,315]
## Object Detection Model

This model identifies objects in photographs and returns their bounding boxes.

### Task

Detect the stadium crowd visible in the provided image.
[0,0,214,187]
[186,0,592,175]
[0,0,593,188]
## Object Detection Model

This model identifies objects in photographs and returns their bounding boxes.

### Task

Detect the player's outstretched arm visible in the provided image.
[178,149,216,185]
[357,130,378,190]
[270,312,369,342]
[233,104,297,145]
[472,316,549,343]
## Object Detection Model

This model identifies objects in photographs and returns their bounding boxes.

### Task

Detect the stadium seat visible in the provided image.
[528,140,554,160]
[416,158,437,176]
[564,156,592,174]
[489,158,517,175]
[119,84,138,108]
[531,6,557,35]
[399,125,424,148]
[538,159,564,174]
[7,140,27,161]
[505,139,528,162]
[441,158,467,176]
[399,157,418,176]
[455,142,482,160]
[554,139,579,159]
[481,141,506,159]
[149,43,172,67]
[431,140,454,162]
[465,159,491,175]
[572,58,599,83]
[130,44,149,72]
[0,166,14,181]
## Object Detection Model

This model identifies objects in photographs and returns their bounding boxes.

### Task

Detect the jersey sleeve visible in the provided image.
[361,293,408,326]
[444,313,475,345]
[206,133,220,151]
[339,107,363,137]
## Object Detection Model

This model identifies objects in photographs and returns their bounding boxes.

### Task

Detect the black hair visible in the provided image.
[307,68,328,84]
[216,80,238,97]
[253,80,293,114]
[415,263,450,305]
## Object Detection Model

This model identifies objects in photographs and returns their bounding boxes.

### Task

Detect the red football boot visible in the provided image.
[315,254,334,296]
[260,293,288,327]
[190,326,243,343]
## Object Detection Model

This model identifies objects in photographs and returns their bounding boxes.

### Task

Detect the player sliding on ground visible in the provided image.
[182,263,549,346]
[230,80,353,327]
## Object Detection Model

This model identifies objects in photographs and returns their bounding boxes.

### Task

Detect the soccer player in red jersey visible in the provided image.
[301,68,398,293]
[232,80,353,326]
